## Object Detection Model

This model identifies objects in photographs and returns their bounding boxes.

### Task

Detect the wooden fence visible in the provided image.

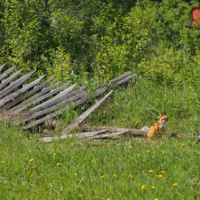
[0,63,135,140]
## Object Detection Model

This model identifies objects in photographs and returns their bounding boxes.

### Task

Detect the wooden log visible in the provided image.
[0,75,46,107]
[0,65,15,82]
[0,70,36,99]
[0,77,55,112]
[0,68,24,90]
[10,80,60,112]
[81,124,148,137]
[13,83,68,114]
[91,131,129,139]
[0,63,6,72]
[41,130,108,143]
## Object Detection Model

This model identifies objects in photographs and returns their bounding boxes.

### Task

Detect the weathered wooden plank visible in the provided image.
[81,124,148,137]
[0,75,46,107]
[75,90,112,124]
[0,68,24,91]
[0,70,36,99]
[111,71,133,83]
[115,73,135,86]
[20,87,87,123]
[92,131,129,139]
[13,83,68,114]
[62,90,113,134]
[29,83,77,113]
[0,77,55,112]
[41,130,108,143]
[0,65,15,82]
[22,86,110,129]
[0,63,6,72]
[10,80,60,112]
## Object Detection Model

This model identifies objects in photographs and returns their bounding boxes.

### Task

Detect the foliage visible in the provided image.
[0,0,200,83]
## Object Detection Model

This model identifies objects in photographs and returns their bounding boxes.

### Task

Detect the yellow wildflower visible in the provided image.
[161,171,165,173]
[137,154,141,156]
[28,150,31,152]
[73,173,77,176]
[181,144,185,147]
[173,183,178,186]
[29,159,34,162]
[154,199,159,200]
[128,175,133,178]
[1,161,5,164]
[147,150,150,153]
[148,170,153,173]
[119,194,122,196]
[135,194,138,197]
[159,175,163,178]
[51,150,55,152]
[141,185,147,190]
[113,174,117,178]
[60,177,62,180]
[142,171,145,173]
[151,186,155,189]
[129,146,133,148]
[79,194,82,197]
[107,198,110,200]
[152,156,155,158]
[163,151,167,154]
[143,160,145,162]
[57,163,61,166]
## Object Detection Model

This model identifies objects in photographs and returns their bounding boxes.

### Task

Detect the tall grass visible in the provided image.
[0,123,200,199]
[87,76,200,134]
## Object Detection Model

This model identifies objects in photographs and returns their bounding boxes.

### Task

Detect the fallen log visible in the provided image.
[81,124,148,137]
[41,130,108,143]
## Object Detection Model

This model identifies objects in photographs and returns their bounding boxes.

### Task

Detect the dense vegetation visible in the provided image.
[0,0,200,82]
[1,1,200,199]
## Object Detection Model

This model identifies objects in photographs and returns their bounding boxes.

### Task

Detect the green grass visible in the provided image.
[0,124,200,200]
[87,76,200,134]
[1,71,200,199]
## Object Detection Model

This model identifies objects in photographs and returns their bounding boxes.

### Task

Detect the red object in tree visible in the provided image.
[192,5,200,25]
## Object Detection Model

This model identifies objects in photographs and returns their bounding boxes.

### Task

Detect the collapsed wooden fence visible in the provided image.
[0,63,138,142]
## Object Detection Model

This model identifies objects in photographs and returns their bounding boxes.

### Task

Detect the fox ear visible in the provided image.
[166,114,168,116]
[160,114,163,117]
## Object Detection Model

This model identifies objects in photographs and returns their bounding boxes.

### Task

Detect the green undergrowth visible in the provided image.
[0,124,200,199]
[86,76,200,134]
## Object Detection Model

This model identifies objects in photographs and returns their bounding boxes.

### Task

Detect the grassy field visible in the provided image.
[0,124,200,200]
[1,75,200,200]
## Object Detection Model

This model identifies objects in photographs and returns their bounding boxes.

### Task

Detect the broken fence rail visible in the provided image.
[0,63,135,132]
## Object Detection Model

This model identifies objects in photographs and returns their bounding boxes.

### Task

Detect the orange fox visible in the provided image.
[147,114,168,140]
